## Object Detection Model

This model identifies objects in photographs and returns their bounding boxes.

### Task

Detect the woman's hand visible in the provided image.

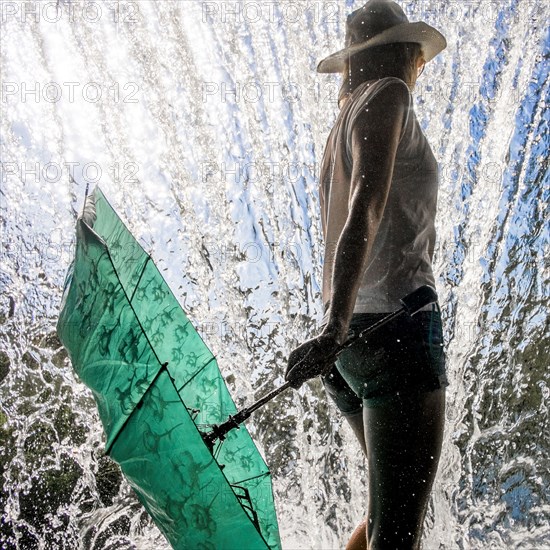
[285,328,344,389]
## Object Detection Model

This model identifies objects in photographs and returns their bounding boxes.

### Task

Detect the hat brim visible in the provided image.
[316,22,447,73]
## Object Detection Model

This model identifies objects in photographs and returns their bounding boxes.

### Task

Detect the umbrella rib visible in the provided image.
[175,356,217,393]
[128,254,152,303]
[100,241,165,372]
[162,369,275,549]
[105,361,168,454]
[232,471,271,485]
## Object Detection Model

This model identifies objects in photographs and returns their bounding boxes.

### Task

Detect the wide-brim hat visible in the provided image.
[317,0,447,73]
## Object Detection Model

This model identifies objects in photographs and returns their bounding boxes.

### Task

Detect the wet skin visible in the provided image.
[345,389,445,550]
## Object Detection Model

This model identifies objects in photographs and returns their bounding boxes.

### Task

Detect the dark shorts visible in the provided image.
[321,304,449,411]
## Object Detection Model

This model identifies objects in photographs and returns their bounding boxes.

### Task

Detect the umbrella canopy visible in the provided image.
[57,187,281,550]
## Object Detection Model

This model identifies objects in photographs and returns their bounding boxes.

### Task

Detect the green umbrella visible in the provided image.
[57,187,281,550]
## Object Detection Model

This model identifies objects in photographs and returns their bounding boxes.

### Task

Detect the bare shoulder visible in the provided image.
[354,78,410,131]
[349,79,410,167]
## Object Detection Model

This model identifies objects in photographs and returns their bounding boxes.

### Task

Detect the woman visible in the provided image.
[285,1,449,549]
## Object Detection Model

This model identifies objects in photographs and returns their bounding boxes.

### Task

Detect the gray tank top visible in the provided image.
[320,77,438,323]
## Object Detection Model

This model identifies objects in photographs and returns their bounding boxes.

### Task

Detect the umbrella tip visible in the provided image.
[80,181,91,219]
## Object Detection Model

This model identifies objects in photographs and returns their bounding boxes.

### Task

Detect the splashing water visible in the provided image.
[1,1,548,548]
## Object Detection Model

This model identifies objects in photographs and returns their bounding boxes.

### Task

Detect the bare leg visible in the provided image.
[343,411,368,550]
[346,519,368,550]
[344,409,367,457]
[361,388,445,550]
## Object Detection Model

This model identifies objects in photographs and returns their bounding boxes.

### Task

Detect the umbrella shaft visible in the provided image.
[342,307,404,349]
[201,308,407,449]
[202,285,438,449]
[242,381,293,416]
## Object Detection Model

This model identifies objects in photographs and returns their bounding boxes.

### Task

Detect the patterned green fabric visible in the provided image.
[57,187,281,550]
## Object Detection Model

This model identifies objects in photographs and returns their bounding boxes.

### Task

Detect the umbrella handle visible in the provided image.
[202,285,438,450]
[202,382,294,452]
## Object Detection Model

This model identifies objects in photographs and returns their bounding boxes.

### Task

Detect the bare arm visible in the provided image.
[324,82,409,343]
[285,82,409,387]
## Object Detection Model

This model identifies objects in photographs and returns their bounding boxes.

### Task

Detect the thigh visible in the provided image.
[363,388,446,548]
